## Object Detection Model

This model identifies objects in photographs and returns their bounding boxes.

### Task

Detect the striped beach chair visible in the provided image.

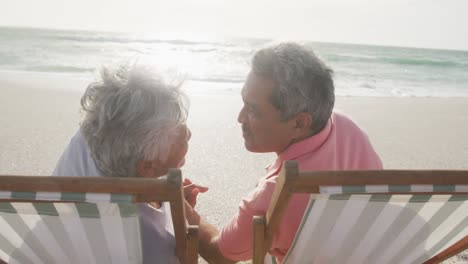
[0,169,198,264]
[253,160,468,264]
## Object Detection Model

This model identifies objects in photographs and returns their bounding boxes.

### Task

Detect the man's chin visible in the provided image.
[243,141,255,152]
[243,137,267,152]
[244,141,262,153]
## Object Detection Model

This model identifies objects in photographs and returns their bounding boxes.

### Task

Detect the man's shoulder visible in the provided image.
[332,111,368,136]
[330,111,383,169]
[332,111,358,126]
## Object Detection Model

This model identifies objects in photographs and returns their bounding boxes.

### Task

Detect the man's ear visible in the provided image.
[292,112,312,138]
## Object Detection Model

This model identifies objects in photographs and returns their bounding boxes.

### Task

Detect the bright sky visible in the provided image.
[2,0,468,50]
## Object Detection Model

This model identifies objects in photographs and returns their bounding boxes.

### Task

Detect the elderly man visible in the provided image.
[53,64,206,264]
[184,43,383,263]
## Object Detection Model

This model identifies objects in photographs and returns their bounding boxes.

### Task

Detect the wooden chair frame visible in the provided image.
[253,160,468,264]
[0,169,198,264]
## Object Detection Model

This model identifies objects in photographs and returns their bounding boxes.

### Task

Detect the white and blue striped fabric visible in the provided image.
[0,192,142,264]
[278,185,468,264]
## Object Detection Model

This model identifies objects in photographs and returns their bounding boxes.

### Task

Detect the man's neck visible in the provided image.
[275,130,316,156]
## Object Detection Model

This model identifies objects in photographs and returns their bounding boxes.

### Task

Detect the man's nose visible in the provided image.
[237,106,246,124]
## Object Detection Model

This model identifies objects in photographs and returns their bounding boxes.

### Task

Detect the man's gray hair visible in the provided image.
[80,63,188,177]
[252,42,335,135]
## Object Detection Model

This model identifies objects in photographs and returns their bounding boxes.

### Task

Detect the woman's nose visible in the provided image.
[186,128,192,141]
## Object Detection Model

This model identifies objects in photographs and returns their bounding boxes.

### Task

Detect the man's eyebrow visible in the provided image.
[241,96,254,107]
[240,89,257,108]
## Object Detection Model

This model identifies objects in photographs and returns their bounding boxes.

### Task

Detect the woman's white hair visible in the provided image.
[80,63,188,177]
[252,42,335,135]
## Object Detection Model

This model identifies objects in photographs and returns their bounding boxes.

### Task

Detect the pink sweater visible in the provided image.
[218,112,383,262]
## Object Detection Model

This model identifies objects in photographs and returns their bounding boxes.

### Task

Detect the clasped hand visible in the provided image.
[183,178,208,208]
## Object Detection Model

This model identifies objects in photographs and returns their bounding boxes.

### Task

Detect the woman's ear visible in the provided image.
[136,160,168,178]
[136,160,154,178]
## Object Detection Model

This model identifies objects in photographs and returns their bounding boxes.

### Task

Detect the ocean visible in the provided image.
[1,26,468,97]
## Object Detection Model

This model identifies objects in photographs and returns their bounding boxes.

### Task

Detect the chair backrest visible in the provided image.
[0,169,198,264]
[253,160,468,264]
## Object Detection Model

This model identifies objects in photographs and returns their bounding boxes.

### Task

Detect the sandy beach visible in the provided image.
[1,71,467,263]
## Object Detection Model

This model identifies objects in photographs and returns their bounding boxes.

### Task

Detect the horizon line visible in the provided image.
[1,24,467,53]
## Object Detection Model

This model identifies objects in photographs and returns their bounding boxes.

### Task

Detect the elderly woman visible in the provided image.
[52,64,204,263]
